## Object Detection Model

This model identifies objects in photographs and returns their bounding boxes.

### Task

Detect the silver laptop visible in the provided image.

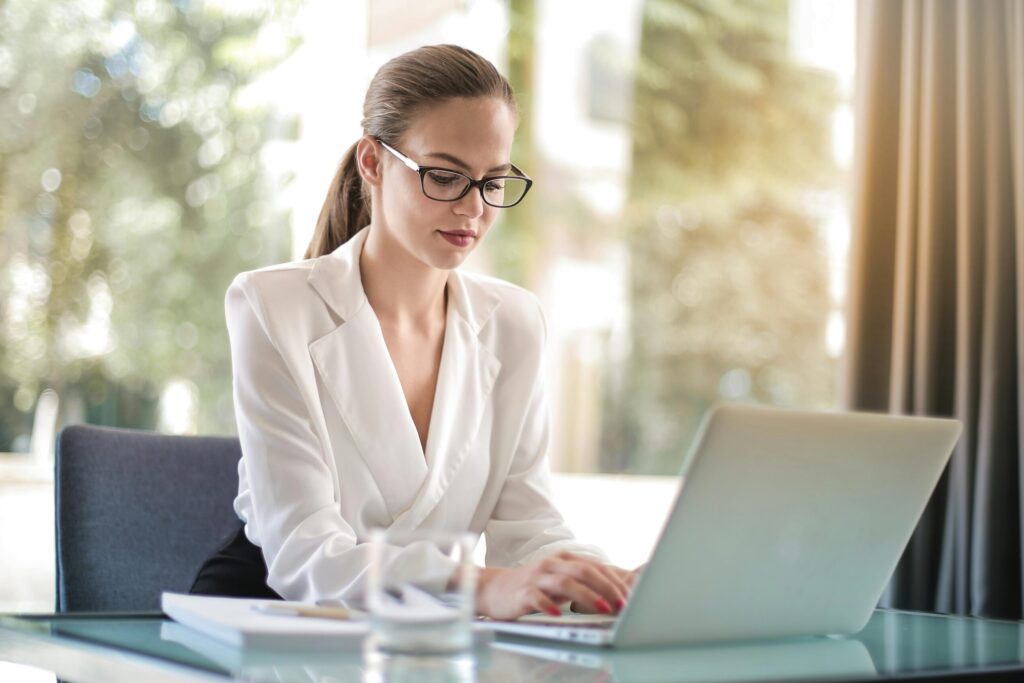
[488,403,961,648]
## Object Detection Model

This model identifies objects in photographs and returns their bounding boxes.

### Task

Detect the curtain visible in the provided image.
[843,0,1024,619]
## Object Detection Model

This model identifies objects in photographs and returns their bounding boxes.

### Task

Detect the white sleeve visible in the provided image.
[226,275,457,602]
[483,298,609,567]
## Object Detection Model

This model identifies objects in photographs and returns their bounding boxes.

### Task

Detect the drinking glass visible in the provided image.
[366,528,477,654]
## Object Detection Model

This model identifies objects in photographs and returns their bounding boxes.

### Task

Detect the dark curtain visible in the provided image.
[843,0,1024,619]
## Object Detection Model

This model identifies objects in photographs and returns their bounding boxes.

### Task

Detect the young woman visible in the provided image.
[191,44,635,620]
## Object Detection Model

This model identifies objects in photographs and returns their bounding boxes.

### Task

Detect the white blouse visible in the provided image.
[227,226,605,602]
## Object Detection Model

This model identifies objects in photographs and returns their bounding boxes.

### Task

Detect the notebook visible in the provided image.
[161,593,367,650]
[161,592,493,651]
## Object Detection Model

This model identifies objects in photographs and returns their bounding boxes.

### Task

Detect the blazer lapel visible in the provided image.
[306,228,502,528]
[309,305,429,522]
[391,275,502,531]
[307,228,427,521]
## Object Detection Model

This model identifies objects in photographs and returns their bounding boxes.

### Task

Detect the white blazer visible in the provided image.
[227,225,605,602]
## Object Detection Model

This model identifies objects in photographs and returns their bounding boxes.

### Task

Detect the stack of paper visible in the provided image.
[161,592,368,650]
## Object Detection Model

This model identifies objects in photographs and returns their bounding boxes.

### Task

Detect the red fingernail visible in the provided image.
[615,599,625,610]
[547,606,562,617]
[596,598,612,614]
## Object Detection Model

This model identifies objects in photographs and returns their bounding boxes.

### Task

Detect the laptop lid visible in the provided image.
[612,404,961,647]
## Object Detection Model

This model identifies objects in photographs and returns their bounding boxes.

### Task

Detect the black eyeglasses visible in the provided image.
[376,138,533,208]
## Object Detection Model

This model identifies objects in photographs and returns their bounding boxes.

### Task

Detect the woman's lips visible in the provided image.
[438,231,475,247]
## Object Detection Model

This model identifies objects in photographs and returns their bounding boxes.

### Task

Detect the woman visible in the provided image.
[191,44,635,620]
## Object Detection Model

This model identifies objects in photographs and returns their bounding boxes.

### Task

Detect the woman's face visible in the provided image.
[373,96,517,271]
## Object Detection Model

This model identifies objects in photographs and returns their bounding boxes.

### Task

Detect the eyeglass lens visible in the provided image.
[423,170,529,207]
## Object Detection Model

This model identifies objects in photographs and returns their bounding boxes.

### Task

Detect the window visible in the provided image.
[0,0,856,604]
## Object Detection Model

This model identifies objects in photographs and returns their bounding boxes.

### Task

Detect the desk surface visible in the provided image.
[2,608,1024,683]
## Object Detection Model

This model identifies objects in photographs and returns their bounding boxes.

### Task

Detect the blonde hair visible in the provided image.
[305,44,518,259]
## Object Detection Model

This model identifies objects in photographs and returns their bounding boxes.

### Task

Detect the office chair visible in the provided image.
[55,424,242,612]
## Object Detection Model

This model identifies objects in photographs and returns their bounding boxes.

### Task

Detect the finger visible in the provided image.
[546,559,626,611]
[584,561,631,609]
[594,563,632,603]
[528,588,564,618]
[606,565,638,594]
[538,573,609,614]
[627,563,648,588]
[547,554,630,609]
[580,559,631,595]
[548,548,626,593]
[560,553,632,601]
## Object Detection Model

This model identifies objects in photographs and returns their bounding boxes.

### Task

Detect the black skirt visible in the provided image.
[190,522,283,600]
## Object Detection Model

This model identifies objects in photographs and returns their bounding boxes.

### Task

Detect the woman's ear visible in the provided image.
[356,135,384,187]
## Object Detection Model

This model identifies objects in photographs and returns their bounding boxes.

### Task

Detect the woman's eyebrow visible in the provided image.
[424,151,511,174]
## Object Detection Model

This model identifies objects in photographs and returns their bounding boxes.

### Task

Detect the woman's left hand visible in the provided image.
[608,564,643,589]
[569,563,644,613]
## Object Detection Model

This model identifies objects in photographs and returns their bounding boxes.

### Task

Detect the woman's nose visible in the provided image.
[453,187,485,219]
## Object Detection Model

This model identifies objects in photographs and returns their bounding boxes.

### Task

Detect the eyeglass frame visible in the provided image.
[375,137,533,208]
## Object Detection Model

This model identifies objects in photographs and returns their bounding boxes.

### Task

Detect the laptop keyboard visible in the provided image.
[508,614,618,629]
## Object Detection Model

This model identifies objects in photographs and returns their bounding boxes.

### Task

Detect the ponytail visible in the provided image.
[304,141,369,259]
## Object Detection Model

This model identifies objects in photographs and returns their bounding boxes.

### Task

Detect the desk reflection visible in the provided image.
[5,607,1024,683]
[493,635,875,683]
[160,621,875,683]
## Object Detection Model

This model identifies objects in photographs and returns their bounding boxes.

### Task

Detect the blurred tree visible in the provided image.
[601,0,840,473]
[0,0,300,449]
[488,0,537,286]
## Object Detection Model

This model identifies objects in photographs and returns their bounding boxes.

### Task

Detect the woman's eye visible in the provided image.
[427,171,457,186]
[484,180,505,193]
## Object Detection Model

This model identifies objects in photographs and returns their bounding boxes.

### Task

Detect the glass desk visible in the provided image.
[2,608,1024,683]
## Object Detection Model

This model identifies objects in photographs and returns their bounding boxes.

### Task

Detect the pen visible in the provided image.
[252,602,354,620]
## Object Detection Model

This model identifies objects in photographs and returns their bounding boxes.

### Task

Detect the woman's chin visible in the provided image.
[423,238,475,269]
[425,250,469,271]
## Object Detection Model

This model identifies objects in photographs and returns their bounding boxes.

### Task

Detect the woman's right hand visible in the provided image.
[475,551,631,620]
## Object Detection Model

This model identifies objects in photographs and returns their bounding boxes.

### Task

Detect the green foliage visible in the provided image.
[630,0,837,199]
[488,0,537,286]
[0,0,301,448]
[604,0,841,473]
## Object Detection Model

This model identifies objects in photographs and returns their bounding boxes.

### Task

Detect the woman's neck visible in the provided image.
[359,224,448,333]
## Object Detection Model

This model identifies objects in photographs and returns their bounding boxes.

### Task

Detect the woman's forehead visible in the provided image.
[402,97,515,171]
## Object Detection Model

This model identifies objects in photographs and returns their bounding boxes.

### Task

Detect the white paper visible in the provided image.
[161,592,368,650]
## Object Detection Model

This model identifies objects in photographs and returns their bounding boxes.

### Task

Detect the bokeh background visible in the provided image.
[0,0,855,608]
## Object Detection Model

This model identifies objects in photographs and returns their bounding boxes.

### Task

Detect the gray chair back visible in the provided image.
[55,424,241,612]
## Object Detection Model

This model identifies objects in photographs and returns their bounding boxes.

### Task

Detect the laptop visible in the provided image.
[488,403,961,648]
